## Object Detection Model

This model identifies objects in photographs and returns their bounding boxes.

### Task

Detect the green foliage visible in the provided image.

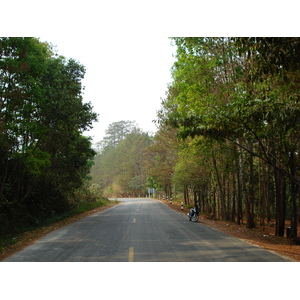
[90,123,152,197]
[100,120,139,148]
[155,37,300,235]
[143,124,179,197]
[172,137,209,189]
[23,149,51,176]
[0,37,98,235]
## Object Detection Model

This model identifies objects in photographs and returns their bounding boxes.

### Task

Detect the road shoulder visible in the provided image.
[158,199,300,262]
[0,202,120,261]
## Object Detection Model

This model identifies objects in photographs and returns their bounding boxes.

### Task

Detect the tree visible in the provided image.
[172,137,207,206]
[158,37,300,236]
[102,120,139,148]
[90,123,151,197]
[0,38,97,233]
[143,125,179,199]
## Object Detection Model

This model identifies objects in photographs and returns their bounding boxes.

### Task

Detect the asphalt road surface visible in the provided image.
[3,198,290,262]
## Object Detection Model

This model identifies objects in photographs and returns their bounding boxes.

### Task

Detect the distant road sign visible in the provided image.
[148,188,155,194]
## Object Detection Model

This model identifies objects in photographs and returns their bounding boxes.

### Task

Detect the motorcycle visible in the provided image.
[187,207,199,222]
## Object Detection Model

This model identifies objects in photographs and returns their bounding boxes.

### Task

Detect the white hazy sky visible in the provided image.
[38,35,176,143]
[3,0,297,145]
[4,1,182,144]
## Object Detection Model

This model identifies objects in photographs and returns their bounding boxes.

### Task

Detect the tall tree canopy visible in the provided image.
[90,122,152,197]
[0,37,97,233]
[101,120,139,148]
[156,37,300,238]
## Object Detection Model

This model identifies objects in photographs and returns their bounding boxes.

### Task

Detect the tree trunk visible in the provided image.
[184,185,190,205]
[274,167,286,237]
[235,145,245,225]
[193,189,197,207]
[226,177,230,220]
[231,172,236,222]
[246,151,255,229]
[289,151,298,239]
[266,163,272,223]
[212,154,226,220]
[259,160,267,230]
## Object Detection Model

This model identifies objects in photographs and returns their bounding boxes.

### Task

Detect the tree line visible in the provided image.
[159,37,300,239]
[90,121,152,197]
[92,38,300,240]
[0,38,97,234]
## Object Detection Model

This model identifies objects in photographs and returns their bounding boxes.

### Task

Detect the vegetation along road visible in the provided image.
[3,198,290,262]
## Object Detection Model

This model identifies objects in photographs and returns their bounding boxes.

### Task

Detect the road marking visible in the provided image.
[133,218,136,223]
[129,247,134,262]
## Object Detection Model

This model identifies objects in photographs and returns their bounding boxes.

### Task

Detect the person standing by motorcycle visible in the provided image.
[188,203,200,221]
[194,203,199,215]
[191,203,199,216]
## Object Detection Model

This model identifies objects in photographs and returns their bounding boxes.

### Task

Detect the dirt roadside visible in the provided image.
[162,200,300,262]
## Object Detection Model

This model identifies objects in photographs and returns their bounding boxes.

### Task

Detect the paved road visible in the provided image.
[3,198,290,262]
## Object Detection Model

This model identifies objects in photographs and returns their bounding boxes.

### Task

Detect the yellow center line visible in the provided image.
[133,218,136,223]
[129,247,134,262]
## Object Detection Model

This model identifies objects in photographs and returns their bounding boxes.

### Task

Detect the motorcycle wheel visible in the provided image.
[191,214,199,222]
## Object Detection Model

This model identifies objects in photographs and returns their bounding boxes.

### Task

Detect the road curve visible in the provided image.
[3,198,290,262]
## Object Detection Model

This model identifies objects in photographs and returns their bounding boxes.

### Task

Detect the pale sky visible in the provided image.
[3,0,295,145]
[4,0,180,143]
[37,35,176,143]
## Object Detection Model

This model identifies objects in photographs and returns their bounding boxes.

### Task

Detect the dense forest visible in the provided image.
[91,38,300,239]
[91,121,152,197]
[0,38,98,235]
